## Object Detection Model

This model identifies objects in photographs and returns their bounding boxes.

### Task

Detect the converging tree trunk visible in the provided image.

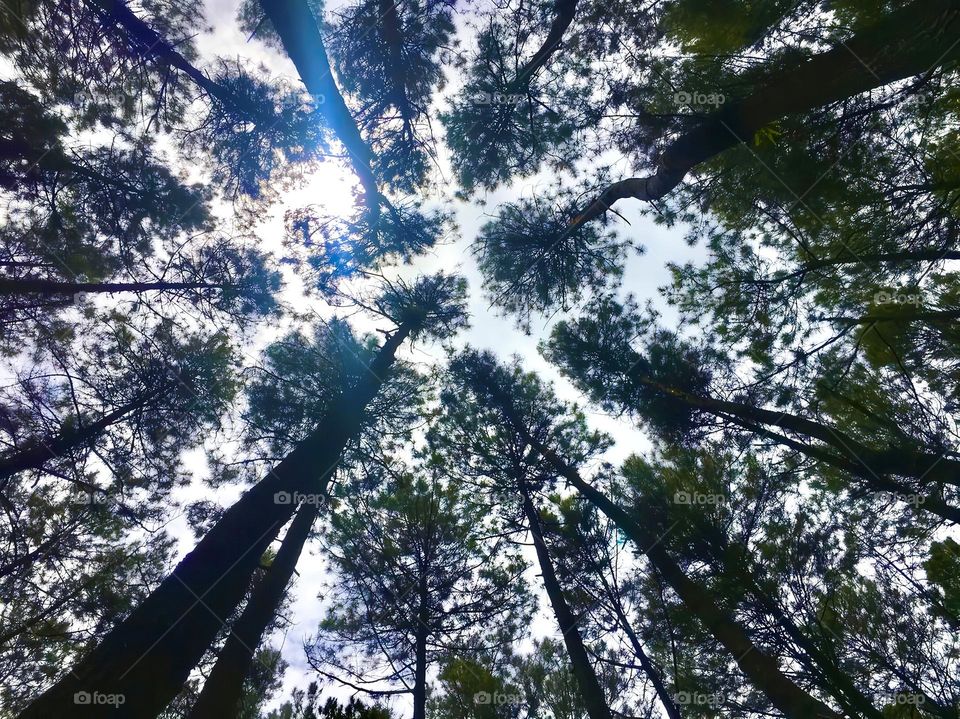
[689,524,885,719]
[507,0,577,90]
[186,501,320,719]
[518,478,614,719]
[84,0,275,122]
[18,324,413,719]
[377,0,413,124]
[603,582,683,719]
[721,414,960,524]
[413,576,430,719]
[259,0,381,215]
[484,380,839,719]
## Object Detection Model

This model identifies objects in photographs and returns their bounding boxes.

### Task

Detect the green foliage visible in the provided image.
[308,469,530,701]
[474,194,628,327]
[545,296,714,441]
[430,656,523,719]
[661,0,800,53]
[329,0,454,192]
[440,0,585,194]
[5,1,960,717]
[925,538,960,625]
[264,684,394,719]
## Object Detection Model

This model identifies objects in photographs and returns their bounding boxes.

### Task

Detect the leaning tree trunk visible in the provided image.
[631,360,960,489]
[84,0,273,122]
[0,278,224,297]
[507,0,577,90]
[572,0,960,226]
[259,0,380,217]
[689,522,884,719]
[694,400,960,525]
[376,0,413,124]
[518,478,614,719]
[0,385,168,483]
[19,324,413,719]
[486,383,839,719]
[605,589,683,719]
[186,500,320,719]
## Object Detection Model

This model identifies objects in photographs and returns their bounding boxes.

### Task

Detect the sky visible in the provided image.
[171,0,710,712]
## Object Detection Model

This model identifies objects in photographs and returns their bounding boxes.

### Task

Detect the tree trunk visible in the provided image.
[518,479,613,719]
[721,414,960,524]
[259,0,380,217]
[376,0,413,124]
[0,386,167,483]
[828,309,960,324]
[84,0,271,123]
[186,501,319,719]
[88,0,383,218]
[507,0,577,90]
[798,250,960,274]
[607,593,683,719]
[690,524,884,719]
[18,324,412,719]
[487,384,839,719]
[413,594,429,719]
[0,278,222,296]
[572,0,960,225]
[634,370,960,490]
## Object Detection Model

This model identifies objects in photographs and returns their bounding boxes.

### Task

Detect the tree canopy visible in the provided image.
[2,1,959,718]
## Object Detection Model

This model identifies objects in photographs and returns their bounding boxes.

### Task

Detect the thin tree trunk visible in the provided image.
[507,0,577,90]
[90,0,383,219]
[487,384,839,719]
[0,386,167,483]
[0,278,222,296]
[721,414,960,524]
[18,324,412,719]
[84,0,272,122]
[689,524,884,719]
[0,575,97,646]
[828,309,960,325]
[377,0,413,125]
[795,249,960,275]
[571,0,960,227]
[259,0,381,217]
[607,592,683,719]
[0,517,86,580]
[632,370,960,490]
[412,584,429,719]
[186,501,319,719]
[518,479,614,719]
